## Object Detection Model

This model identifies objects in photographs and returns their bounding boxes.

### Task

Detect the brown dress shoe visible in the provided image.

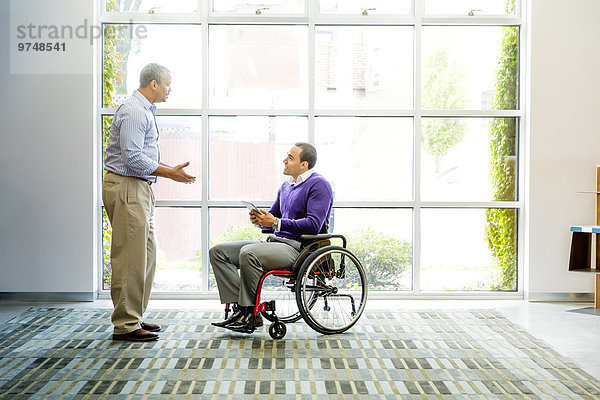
[141,322,161,332]
[112,329,158,341]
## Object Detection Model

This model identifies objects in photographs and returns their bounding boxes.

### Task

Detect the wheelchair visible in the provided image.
[222,233,368,339]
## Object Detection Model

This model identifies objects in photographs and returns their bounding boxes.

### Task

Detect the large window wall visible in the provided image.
[99,0,524,296]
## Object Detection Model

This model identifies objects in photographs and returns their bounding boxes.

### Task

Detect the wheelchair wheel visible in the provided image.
[295,246,367,335]
[259,274,317,323]
[269,321,287,339]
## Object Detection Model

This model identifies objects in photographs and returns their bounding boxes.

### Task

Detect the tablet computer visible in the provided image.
[241,201,260,213]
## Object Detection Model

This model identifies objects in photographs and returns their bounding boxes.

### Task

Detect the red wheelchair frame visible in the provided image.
[220,233,367,339]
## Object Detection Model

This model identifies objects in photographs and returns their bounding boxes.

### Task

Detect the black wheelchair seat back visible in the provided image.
[291,238,331,271]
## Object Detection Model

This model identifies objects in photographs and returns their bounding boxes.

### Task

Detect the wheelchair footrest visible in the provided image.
[256,300,276,314]
[265,300,276,312]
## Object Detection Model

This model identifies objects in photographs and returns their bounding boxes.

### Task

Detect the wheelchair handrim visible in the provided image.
[297,247,368,334]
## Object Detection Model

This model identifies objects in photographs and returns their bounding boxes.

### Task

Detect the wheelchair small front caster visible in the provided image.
[269,321,286,339]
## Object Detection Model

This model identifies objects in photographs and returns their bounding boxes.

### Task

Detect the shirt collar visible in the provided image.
[288,169,314,186]
[133,90,154,111]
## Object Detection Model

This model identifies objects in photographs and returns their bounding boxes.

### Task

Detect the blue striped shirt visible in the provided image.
[104,90,160,182]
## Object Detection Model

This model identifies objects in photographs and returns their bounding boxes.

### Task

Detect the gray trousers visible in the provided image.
[209,239,300,306]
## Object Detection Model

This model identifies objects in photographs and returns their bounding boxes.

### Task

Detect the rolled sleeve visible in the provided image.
[120,110,159,175]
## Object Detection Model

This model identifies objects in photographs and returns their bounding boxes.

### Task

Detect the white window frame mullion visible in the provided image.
[307,0,316,145]
[517,0,528,297]
[99,13,203,23]
[421,17,522,25]
[200,0,210,293]
[155,200,520,208]
[314,16,415,26]
[96,0,106,294]
[413,0,424,294]
[208,16,308,24]
[421,110,522,117]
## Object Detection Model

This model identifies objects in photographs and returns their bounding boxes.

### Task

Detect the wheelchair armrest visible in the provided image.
[300,234,347,248]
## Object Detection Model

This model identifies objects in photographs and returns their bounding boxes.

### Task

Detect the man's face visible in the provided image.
[155,74,171,103]
[283,146,306,178]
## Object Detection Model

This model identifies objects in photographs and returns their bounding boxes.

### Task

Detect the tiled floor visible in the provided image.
[2,299,600,380]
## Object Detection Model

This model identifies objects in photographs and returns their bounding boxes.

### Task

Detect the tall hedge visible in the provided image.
[485,0,518,291]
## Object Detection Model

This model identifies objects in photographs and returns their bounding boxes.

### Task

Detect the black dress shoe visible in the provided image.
[112,329,158,342]
[211,309,246,328]
[227,313,263,333]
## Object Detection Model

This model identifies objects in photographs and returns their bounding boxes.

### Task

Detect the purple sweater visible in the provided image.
[263,173,333,242]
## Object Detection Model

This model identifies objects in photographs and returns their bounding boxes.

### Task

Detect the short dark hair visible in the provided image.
[295,142,317,170]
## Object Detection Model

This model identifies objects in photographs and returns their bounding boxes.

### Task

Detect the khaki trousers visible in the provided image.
[102,172,156,334]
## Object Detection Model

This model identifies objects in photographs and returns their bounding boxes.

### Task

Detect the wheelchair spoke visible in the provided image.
[296,246,367,334]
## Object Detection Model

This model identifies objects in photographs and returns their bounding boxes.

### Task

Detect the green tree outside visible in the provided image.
[101,0,120,289]
[422,42,469,173]
[486,0,519,291]
[211,224,411,291]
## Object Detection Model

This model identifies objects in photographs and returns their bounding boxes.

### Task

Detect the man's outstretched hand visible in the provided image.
[153,161,196,183]
[170,161,196,183]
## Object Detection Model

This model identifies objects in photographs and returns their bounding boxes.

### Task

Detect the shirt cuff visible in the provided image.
[145,160,160,176]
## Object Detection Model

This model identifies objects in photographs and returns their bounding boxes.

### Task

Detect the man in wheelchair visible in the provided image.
[209,142,333,333]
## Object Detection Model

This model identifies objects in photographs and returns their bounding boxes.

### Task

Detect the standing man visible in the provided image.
[103,63,196,341]
[209,143,333,333]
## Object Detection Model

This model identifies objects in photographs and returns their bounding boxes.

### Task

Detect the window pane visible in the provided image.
[103,24,202,108]
[420,208,517,291]
[101,115,113,164]
[102,115,202,200]
[209,116,308,200]
[103,208,204,291]
[320,0,410,14]
[315,117,413,201]
[425,0,516,15]
[208,208,413,291]
[315,26,413,110]
[154,208,203,291]
[209,208,268,290]
[333,208,413,291]
[209,25,308,109]
[422,26,519,110]
[152,117,202,200]
[213,0,304,14]
[421,118,517,201]
[107,0,198,13]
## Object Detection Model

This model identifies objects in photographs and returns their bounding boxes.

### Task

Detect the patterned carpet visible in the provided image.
[1,308,599,399]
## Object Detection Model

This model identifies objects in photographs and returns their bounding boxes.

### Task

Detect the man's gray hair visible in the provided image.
[139,63,170,87]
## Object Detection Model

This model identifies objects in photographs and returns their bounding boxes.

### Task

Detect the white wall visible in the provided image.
[0,0,97,298]
[526,0,600,297]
